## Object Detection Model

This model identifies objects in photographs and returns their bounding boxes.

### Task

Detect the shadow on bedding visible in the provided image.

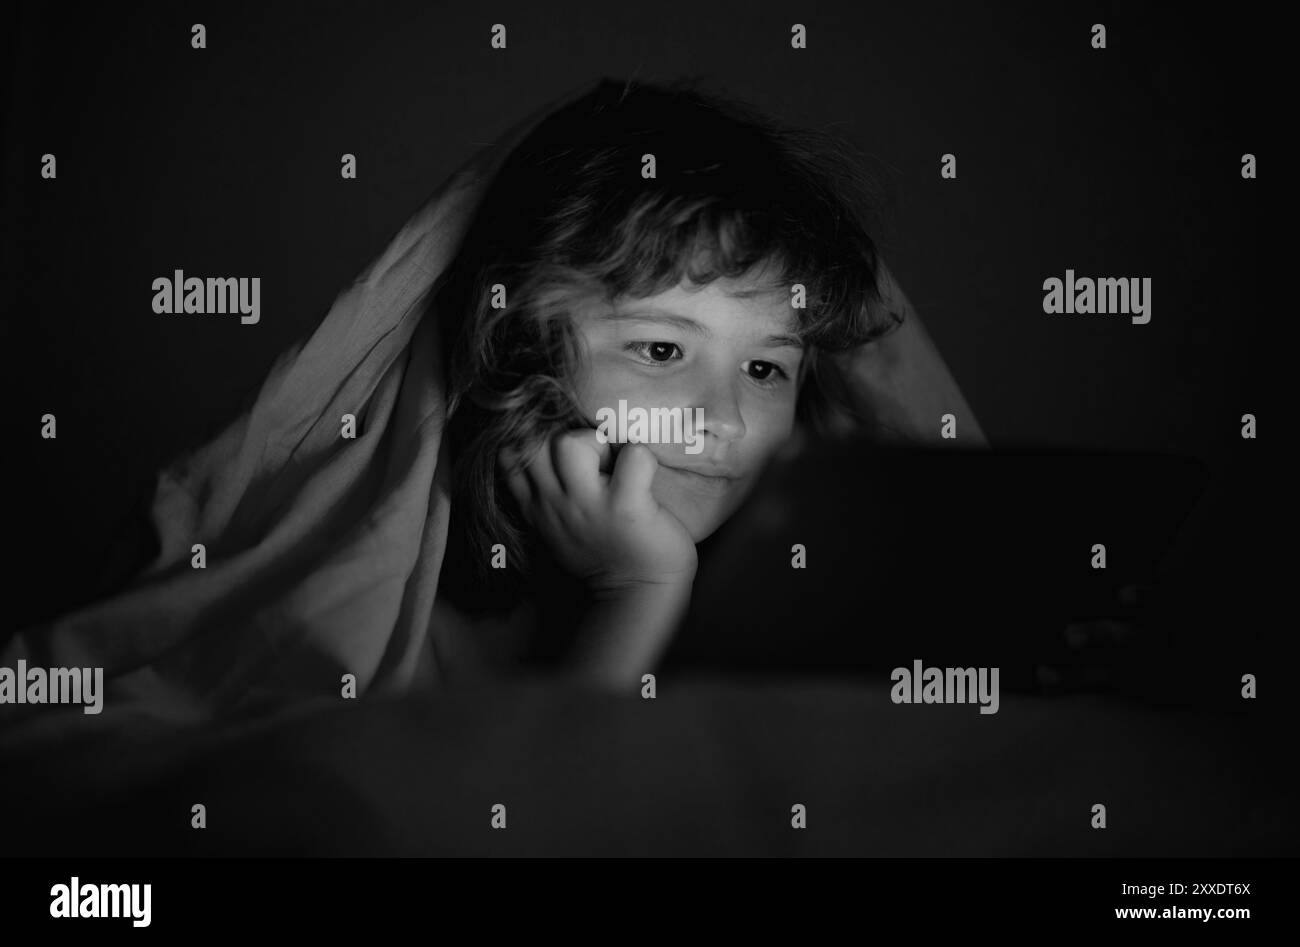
[0,675,1292,857]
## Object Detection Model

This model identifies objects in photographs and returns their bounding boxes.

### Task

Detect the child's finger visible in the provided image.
[522,434,563,502]
[1062,618,1142,650]
[552,429,609,505]
[1036,662,1121,696]
[1118,582,1157,609]
[608,441,659,510]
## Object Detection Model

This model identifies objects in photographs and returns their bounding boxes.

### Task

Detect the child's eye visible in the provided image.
[624,341,683,365]
[745,360,791,389]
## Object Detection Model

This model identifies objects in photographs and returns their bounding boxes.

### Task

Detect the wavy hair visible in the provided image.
[434,77,903,618]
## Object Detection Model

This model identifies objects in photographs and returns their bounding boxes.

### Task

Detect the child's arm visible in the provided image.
[501,434,699,690]
[829,259,989,448]
[561,576,695,691]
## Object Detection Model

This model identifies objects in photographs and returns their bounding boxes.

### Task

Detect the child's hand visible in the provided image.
[1038,584,1157,695]
[500,429,699,593]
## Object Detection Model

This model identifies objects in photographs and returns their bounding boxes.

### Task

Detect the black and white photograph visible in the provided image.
[0,0,1291,927]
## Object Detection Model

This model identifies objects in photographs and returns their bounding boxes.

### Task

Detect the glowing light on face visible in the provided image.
[572,275,804,541]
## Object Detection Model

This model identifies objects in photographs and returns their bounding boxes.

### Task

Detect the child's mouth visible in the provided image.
[663,465,736,494]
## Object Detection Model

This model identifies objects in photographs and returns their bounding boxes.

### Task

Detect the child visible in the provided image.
[0,77,984,726]
[428,78,985,690]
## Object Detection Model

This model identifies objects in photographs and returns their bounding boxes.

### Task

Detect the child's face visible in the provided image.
[570,273,803,542]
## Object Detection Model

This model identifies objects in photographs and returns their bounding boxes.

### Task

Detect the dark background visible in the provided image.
[2,2,1281,645]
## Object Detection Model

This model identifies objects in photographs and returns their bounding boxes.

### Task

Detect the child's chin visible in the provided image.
[683,515,723,544]
[654,488,732,544]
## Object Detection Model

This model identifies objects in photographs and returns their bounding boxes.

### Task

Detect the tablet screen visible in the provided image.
[664,440,1209,683]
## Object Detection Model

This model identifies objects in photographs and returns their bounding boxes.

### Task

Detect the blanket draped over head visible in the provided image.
[1,79,985,740]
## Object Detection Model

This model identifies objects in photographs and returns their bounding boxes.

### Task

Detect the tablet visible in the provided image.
[662,438,1209,686]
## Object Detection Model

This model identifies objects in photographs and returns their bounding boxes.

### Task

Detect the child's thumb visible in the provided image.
[609,441,658,505]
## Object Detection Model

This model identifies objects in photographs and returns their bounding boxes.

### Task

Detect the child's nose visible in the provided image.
[696,378,746,443]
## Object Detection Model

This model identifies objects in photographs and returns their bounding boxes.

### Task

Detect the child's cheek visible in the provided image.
[650,468,748,543]
[573,362,650,424]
